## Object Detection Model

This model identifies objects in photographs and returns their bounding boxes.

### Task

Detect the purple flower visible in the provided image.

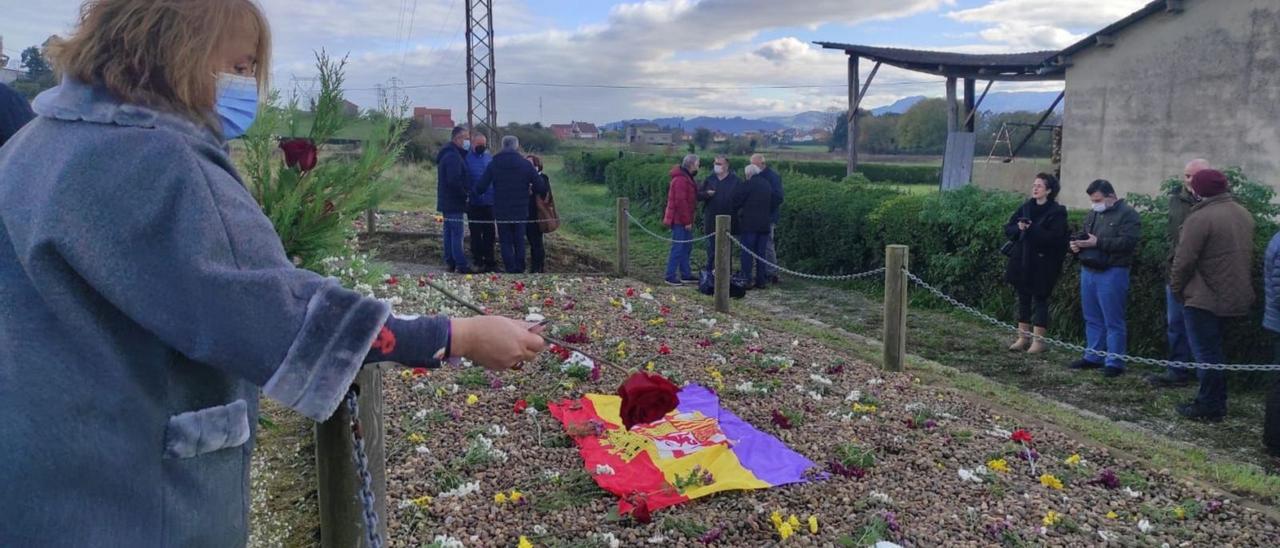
[828,460,867,478]
[1205,500,1224,514]
[1091,469,1120,489]
[986,519,1012,539]
[1015,448,1040,462]
[589,363,602,382]
[699,527,724,544]
[771,409,793,429]
[488,374,503,390]
[826,364,845,375]
[883,511,900,533]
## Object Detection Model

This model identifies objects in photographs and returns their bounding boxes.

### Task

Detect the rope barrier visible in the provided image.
[727,235,887,282]
[624,210,715,244]
[904,270,1280,372]
[419,209,616,225]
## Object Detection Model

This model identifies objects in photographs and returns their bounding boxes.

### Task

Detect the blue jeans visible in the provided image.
[739,231,771,286]
[442,212,468,270]
[1080,267,1129,369]
[1165,284,1194,380]
[1184,306,1228,414]
[665,225,693,281]
[497,222,526,273]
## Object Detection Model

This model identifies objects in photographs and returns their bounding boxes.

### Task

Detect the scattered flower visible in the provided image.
[1039,474,1064,490]
[407,432,426,444]
[410,495,432,509]
[658,343,672,355]
[1065,453,1082,466]
[1173,506,1187,520]
[1011,429,1033,444]
[595,464,616,476]
[827,460,867,479]
[958,468,984,483]
[808,515,818,534]
[513,399,528,414]
[1138,519,1153,534]
[851,402,878,415]
[1124,486,1142,499]
[518,536,534,548]
[777,522,794,540]
[987,459,1009,473]
[1042,510,1062,526]
[466,394,479,405]
[1106,510,1118,520]
[699,527,723,544]
[1092,469,1120,489]
[494,492,508,504]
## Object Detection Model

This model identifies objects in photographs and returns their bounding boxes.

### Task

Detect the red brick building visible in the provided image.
[413,107,455,129]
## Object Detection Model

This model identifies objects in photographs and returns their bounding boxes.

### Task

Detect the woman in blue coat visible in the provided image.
[0,1,543,545]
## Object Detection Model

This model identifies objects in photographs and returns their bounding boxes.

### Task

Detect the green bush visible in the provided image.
[564,150,625,183]
[857,163,940,185]
[604,158,1280,367]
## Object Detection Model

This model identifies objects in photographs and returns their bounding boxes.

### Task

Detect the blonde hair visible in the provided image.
[49,0,271,128]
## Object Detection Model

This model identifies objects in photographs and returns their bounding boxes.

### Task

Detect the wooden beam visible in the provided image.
[851,61,882,112]
[847,55,859,175]
[962,78,976,132]
[945,77,958,134]
[962,80,994,129]
[1095,34,1116,47]
[1007,90,1065,161]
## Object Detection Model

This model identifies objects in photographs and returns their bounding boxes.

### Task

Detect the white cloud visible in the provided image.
[947,0,1148,49]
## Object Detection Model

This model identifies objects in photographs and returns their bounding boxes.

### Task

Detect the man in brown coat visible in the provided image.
[1170,169,1255,421]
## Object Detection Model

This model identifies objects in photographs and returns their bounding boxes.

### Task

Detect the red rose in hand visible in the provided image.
[279,138,318,172]
[617,372,679,430]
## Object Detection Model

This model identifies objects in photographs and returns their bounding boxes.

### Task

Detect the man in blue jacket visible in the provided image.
[465,133,496,272]
[0,83,35,148]
[437,126,472,273]
[1265,229,1280,458]
[751,153,784,284]
[476,135,545,273]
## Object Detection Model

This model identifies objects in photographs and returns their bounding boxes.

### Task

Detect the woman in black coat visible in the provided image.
[525,154,551,273]
[1004,173,1070,353]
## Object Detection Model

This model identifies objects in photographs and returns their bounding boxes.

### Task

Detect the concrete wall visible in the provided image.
[1060,0,1280,208]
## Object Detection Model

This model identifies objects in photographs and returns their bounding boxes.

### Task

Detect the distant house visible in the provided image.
[412,107,455,129]
[551,121,599,140]
[341,99,360,118]
[625,123,673,145]
[712,131,729,143]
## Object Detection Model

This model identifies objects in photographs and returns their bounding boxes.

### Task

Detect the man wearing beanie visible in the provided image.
[1170,169,1255,422]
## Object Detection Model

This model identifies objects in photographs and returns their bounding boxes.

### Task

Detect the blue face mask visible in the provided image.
[214,73,258,140]
[462,139,472,151]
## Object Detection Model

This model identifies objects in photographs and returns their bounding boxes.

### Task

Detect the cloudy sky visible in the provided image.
[2,0,1147,123]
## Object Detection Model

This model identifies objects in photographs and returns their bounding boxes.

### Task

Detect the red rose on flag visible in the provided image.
[1011,429,1033,444]
[278,138,318,172]
[617,372,679,430]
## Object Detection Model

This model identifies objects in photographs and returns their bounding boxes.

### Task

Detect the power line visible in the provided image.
[340,78,941,92]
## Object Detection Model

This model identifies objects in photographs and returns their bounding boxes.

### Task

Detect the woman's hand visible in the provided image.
[450,317,546,371]
[1017,220,1031,231]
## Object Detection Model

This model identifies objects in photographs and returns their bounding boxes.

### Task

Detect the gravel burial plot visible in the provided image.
[371,272,1280,547]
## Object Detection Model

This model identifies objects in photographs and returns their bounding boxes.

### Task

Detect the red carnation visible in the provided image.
[386,275,399,286]
[544,297,555,307]
[658,343,671,355]
[513,399,529,414]
[617,372,679,430]
[411,367,429,378]
[1011,429,1033,444]
[625,287,636,297]
[660,305,671,316]
[418,277,427,288]
[278,138,318,172]
[514,281,525,292]
[372,326,396,354]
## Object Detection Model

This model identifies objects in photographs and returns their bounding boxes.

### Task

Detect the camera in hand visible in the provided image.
[1071,232,1090,241]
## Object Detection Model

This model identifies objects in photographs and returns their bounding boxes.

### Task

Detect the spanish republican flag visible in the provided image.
[549,384,816,516]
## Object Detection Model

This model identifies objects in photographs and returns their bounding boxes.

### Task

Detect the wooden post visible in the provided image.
[846,55,860,176]
[963,79,976,132]
[317,367,386,548]
[714,214,731,313]
[365,209,376,235]
[945,77,958,134]
[616,197,629,277]
[883,245,908,372]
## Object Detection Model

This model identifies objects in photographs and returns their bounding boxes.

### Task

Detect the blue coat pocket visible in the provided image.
[163,399,251,459]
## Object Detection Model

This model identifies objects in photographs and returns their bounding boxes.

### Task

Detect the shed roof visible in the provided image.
[814,42,1061,81]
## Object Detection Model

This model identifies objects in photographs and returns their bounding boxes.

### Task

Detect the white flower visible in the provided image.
[639,291,655,301]
[415,445,430,455]
[595,464,616,475]
[845,390,863,402]
[524,406,539,417]
[698,318,717,328]
[437,481,481,499]
[594,533,621,548]
[988,427,1013,439]
[1124,487,1142,499]
[524,312,546,323]
[791,339,799,346]
[869,491,892,504]
[1098,530,1113,542]
[559,351,595,372]
[711,353,727,364]
[809,374,833,386]
[647,535,668,544]
[867,378,884,385]
[431,534,466,548]
[807,391,823,401]
[533,525,548,535]
[957,468,983,483]
[414,409,429,420]
[488,424,509,437]
[1137,519,1153,533]
[622,300,633,313]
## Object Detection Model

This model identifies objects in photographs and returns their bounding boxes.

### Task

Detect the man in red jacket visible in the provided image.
[663,154,700,285]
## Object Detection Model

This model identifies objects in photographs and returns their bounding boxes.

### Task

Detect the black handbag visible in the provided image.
[1001,204,1028,257]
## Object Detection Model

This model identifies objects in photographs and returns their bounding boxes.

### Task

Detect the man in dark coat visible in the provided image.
[0,83,35,148]
[698,154,740,272]
[476,135,544,273]
[436,126,472,273]
[732,164,780,289]
[750,153,783,284]
[464,133,496,272]
[1003,173,1069,354]
[1068,179,1141,378]
[1148,159,1210,387]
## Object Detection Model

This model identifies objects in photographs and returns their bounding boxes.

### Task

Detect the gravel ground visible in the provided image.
[376,273,1280,547]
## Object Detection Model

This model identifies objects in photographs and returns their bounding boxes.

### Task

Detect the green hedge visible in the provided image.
[564,150,625,183]
[856,163,940,185]
[573,150,937,185]
[606,159,1280,368]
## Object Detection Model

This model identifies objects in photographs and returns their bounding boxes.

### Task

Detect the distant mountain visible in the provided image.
[869,96,925,116]
[977,91,1065,114]
[601,116,786,134]
[760,111,838,130]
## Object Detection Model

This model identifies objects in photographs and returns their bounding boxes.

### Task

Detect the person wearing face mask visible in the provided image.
[662,154,700,285]
[1148,159,1212,388]
[750,153,784,285]
[0,1,544,544]
[733,164,779,290]
[464,133,497,272]
[1170,169,1255,422]
[438,125,474,273]
[1068,179,1141,378]
[697,155,740,273]
[475,135,542,273]
[524,154,552,273]
[1003,173,1069,354]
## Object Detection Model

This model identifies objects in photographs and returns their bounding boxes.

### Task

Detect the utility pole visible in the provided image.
[386,76,405,110]
[539,96,543,125]
[464,0,497,139]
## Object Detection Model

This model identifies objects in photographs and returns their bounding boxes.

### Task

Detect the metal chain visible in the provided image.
[425,209,615,225]
[345,389,384,548]
[904,270,1280,372]
[624,210,715,243]
[727,234,887,281]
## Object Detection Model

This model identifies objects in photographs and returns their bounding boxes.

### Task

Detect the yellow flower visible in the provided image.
[1042,510,1062,526]
[590,328,601,338]
[770,510,783,529]
[788,514,800,528]
[851,402,878,414]
[1173,506,1186,520]
[711,331,723,338]
[610,298,622,308]
[648,317,666,326]
[435,386,446,397]
[778,522,794,540]
[466,394,479,405]
[1106,511,1119,520]
[411,495,432,509]
[407,432,427,444]
[518,536,534,548]
[494,492,508,504]
[646,361,655,372]
[987,459,1009,473]
[399,369,415,381]
[1065,453,1082,466]
[1039,473,1064,490]
[509,489,523,503]
[707,368,725,390]
[807,515,818,534]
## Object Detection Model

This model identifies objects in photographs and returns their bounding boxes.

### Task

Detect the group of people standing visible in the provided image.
[662,153,783,288]
[1002,160,1279,455]
[436,126,551,274]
